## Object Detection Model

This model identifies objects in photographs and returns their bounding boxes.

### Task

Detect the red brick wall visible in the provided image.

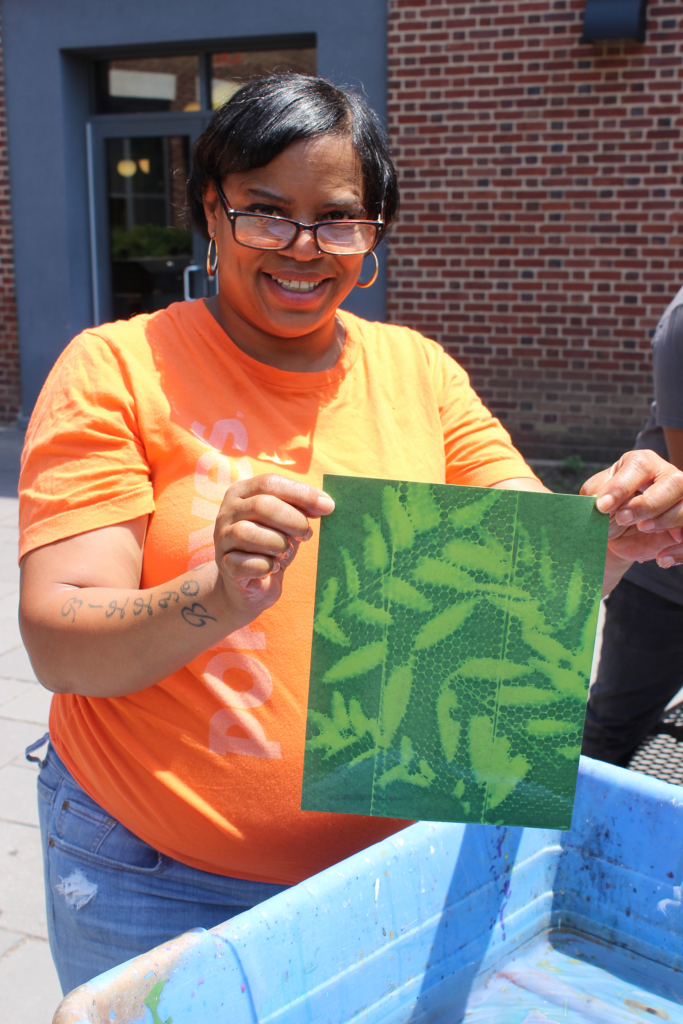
[387,0,683,459]
[0,13,20,424]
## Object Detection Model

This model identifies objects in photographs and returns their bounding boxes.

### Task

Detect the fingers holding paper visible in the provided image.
[581,450,683,573]
[214,473,335,609]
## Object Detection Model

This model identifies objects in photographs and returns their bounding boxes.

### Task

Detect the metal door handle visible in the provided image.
[183,264,201,301]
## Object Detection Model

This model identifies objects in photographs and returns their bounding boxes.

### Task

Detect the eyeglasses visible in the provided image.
[215,181,383,255]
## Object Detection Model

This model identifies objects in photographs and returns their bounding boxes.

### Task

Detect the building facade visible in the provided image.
[387,0,683,458]
[0,0,682,459]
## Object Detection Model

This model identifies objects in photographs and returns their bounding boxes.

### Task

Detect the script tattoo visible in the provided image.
[157,590,179,609]
[181,603,217,628]
[133,594,154,617]
[180,580,200,597]
[61,596,83,623]
[105,598,129,620]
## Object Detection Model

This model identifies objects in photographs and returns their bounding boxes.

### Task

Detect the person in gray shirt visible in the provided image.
[582,285,683,765]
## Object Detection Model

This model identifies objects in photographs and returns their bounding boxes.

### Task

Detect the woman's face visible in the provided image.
[203,135,368,341]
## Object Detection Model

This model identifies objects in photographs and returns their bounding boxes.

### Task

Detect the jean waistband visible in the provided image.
[26,732,76,784]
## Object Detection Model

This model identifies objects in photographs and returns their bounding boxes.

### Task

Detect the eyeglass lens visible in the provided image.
[233,214,376,254]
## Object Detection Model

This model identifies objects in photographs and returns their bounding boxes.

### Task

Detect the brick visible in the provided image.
[387,0,683,455]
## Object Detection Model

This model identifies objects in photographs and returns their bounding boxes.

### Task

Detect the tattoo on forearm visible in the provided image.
[60,579,208,628]
[61,597,83,622]
[133,594,154,616]
[106,597,129,619]
[181,602,217,627]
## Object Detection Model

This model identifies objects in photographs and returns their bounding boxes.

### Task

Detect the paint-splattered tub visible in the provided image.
[53,757,683,1023]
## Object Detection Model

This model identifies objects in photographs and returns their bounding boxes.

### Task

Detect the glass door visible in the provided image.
[86,43,316,325]
[88,114,211,324]
[106,134,195,320]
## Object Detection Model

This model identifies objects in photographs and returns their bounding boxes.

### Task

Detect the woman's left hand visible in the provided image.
[581,450,683,572]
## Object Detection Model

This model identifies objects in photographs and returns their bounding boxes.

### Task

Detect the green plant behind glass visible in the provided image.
[111,224,192,259]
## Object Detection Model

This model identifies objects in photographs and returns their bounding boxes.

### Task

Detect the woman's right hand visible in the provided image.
[214,474,335,615]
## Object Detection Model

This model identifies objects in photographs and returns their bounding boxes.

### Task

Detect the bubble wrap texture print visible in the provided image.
[301,477,608,829]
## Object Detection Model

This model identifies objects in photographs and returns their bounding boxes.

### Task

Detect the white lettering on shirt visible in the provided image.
[188,417,280,759]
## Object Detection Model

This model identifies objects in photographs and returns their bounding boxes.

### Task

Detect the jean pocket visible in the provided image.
[50,782,168,875]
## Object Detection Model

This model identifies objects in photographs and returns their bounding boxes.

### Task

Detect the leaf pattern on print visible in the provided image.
[413,599,478,650]
[436,683,460,761]
[558,745,582,760]
[313,578,351,647]
[412,557,477,591]
[308,693,383,761]
[362,514,389,573]
[442,536,512,583]
[564,561,584,621]
[405,482,441,532]
[341,547,361,598]
[345,598,393,628]
[379,664,413,749]
[383,577,432,613]
[469,715,530,810]
[498,685,565,706]
[304,478,607,827]
[307,691,358,756]
[382,485,415,551]
[377,735,436,790]
[526,719,575,737]
[322,640,387,683]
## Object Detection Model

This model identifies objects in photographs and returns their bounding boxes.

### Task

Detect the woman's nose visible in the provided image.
[286,227,321,260]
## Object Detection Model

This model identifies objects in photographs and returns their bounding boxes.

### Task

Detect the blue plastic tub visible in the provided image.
[54,757,683,1023]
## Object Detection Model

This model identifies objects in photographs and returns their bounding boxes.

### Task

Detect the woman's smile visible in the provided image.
[261,269,331,305]
[267,275,325,293]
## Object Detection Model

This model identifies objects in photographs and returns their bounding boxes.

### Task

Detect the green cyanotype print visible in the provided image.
[301,476,608,829]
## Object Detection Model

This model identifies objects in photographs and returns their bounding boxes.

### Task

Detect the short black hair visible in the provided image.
[187,73,399,241]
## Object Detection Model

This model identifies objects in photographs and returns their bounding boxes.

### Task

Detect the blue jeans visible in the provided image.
[29,736,289,996]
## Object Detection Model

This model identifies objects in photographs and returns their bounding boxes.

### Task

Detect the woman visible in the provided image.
[18,75,683,994]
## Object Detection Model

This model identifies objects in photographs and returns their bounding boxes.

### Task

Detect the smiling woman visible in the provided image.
[187,75,397,370]
[16,73,683,996]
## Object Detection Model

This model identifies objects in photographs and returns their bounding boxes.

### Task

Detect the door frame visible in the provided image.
[87,111,211,324]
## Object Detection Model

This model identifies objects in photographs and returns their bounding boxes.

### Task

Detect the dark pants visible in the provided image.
[582,578,683,767]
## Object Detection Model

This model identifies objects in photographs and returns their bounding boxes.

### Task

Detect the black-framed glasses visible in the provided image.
[215,181,383,255]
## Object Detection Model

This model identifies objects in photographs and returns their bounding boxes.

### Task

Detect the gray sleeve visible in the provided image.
[653,304,683,429]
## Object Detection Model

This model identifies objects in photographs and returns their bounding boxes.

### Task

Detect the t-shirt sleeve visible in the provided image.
[653,303,683,430]
[433,345,538,487]
[19,331,156,560]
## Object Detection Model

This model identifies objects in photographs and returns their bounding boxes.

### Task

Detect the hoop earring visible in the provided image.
[206,234,218,277]
[355,250,379,289]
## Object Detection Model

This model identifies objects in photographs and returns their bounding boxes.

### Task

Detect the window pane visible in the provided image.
[106,136,192,320]
[211,47,316,109]
[97,56,200,114]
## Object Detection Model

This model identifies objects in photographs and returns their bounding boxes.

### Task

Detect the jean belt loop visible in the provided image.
[25,731,50,769]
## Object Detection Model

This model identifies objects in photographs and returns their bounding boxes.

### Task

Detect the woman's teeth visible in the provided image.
[270,275,323,293]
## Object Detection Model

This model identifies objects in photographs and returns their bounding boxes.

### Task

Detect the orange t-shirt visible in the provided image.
[19,300,536,884]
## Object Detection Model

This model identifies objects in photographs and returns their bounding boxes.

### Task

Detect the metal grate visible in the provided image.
[628,701,683,787]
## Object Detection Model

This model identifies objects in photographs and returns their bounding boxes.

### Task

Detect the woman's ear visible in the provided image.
[202,182,220,239]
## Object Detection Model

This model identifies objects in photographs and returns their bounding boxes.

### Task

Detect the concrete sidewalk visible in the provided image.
[0,429,63,1023]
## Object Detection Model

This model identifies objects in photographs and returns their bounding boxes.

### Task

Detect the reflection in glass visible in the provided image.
[211,48,316,109]
[106,136,191,320]
[97,56,200,114]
